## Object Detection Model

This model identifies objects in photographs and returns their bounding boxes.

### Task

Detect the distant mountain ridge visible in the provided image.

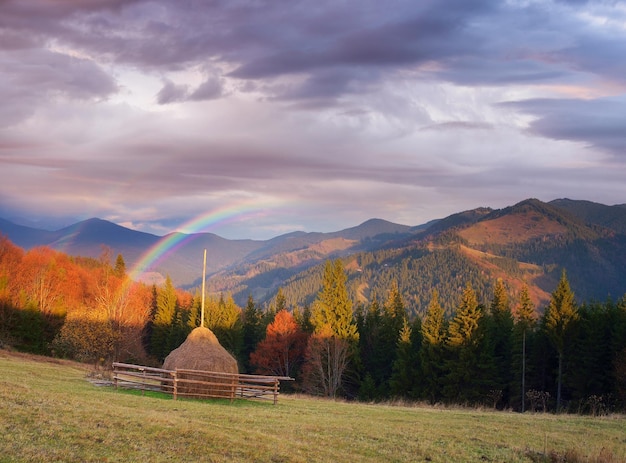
[0,215,413,287]
[2,198,626,313]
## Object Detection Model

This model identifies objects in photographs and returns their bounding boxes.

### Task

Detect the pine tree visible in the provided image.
[544,269,578,411]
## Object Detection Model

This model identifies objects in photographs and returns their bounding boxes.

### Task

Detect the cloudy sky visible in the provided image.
[1,0,625,239]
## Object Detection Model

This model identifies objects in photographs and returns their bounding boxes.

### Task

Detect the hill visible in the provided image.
[230,198,626,315]
[0,216,415,287]
[2,198,626,312]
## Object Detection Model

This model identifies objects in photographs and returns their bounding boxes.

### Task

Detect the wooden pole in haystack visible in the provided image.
[201,248,207,328]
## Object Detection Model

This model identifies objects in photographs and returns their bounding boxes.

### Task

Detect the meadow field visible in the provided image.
[0,350,624,463]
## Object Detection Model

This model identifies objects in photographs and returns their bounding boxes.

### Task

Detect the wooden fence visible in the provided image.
[112,362,292,405]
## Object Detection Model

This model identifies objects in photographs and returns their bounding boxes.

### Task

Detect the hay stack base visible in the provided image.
[162,327,238,399]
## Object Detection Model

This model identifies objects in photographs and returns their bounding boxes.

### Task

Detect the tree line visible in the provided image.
[1,236,625,413]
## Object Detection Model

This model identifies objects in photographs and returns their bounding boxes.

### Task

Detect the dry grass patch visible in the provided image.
[1,350,625,463]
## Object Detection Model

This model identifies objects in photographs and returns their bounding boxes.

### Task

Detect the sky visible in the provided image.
[0,0,625,240]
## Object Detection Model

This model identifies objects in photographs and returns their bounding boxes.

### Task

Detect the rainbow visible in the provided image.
[127,200,277,282]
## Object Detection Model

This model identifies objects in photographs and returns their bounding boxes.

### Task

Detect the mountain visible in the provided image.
[549,198,626,234]
[2,198,626,314]
[225,198,626,315]
[0,216,417,287]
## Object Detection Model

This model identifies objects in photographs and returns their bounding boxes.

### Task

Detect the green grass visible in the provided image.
[1,350,625,463]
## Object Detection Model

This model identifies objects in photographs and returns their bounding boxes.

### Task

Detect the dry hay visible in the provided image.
[162,327,239,399]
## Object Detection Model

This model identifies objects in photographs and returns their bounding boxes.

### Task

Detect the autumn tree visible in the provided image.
[250,309,307,379]
[544,270,578,411]
[51,307,115,365]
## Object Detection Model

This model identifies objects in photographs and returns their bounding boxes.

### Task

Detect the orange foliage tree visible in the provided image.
[250,309,307,378]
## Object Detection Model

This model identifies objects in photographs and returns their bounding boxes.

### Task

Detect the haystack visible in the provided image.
[162,327,238,398]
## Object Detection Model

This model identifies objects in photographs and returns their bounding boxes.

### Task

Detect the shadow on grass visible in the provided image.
[106,386,276,408]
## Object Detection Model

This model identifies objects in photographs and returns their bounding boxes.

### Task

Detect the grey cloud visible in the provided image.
[0,49,117,127]
[421,121,493,132]
[189,76,223,101]
[504,97,626,157]
[156,79,189,104]
[3,0,625,102]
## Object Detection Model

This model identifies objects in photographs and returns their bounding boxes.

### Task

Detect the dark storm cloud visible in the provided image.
[3,0,624,99]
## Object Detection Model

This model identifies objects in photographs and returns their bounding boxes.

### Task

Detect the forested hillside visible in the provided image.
[215,199,626,316]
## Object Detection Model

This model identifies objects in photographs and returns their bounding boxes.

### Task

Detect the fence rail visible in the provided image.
[112,362,293,404]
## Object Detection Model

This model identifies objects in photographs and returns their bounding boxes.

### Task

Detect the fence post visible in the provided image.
[273,378,279,405]
[173,370,178,401]
[140,367,145,395]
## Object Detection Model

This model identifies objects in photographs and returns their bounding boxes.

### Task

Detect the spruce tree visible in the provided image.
[514,284,536,412]
[390,317,421,398]
[420,289,447,403]
[306,259,358,397]
[544,269,578,411]
[445,282,492,404]
[150,275,178,361]
[311,259,358,341]
[113,254,126,278]
[241,294,264,373]
[487,278,514,407]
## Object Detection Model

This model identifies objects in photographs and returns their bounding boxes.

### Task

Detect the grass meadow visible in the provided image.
[1,350,624,463]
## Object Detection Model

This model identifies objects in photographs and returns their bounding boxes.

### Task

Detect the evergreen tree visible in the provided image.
[357,297,384,400]
[211,293,244,360]
[389,317,421,398]
[355,282,408,399]
[513,284,536,412]
[445,282,494,404]
[311,259,358,342]
[419,289,447,403]
[294,304,314,334]
[113,254,126,278]
[275,287,287,312]
[544,269,578,411]
[241,294,264,373]
[150,275,178,361]
[487,278,514,407]
[305,259,358,397]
